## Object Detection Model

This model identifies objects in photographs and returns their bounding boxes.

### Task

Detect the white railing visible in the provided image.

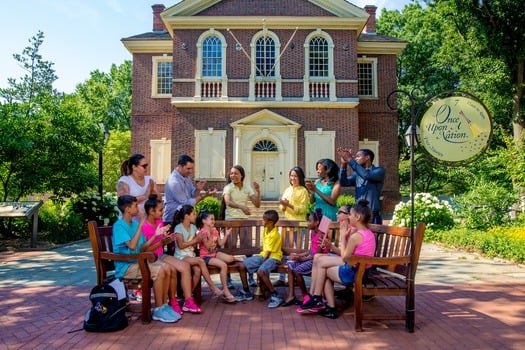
[309,81,330,99]
[255,81,276,99]
[201,81,222,98]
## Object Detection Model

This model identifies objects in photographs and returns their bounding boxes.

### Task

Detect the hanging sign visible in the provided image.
[419,92,492,164]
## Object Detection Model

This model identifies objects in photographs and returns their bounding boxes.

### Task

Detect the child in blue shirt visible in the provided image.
[112,195,180,323]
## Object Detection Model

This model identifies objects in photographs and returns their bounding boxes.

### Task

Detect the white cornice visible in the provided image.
[121,40,172,54]
[357,41,407,56]
[161,16,367,34]
[170,98,359,109]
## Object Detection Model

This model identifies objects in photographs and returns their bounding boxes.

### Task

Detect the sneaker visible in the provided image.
[296,294,311,313]
[135,290,143,302]
[162,304,182,322]
[319,306,338,319]
[248,274,257,287]
[300,295,323,311]
[152,304,179,323]
[127,289,137,300]
[182,297,202,314]
[170,299,183,315]
[235,289,254,301]
[268,294,283,308]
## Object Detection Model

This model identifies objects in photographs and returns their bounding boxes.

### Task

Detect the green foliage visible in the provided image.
[392,192,454,230]
[39,198,85,244]
[0,32,100,202]
[454,180,517,229]
[103,130,131,194]
[336,194,355,208]
[73,61,132,131]
[195,196,222,219]
[424,225,525,263]
[71,192,119,227]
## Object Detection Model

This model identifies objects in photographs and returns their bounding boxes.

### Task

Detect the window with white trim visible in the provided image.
[196,30,227,99]
[152,56,172,97]
[202,36,222,77]
[256,36,276,77]
[358,57,378,98]
[309,36,329,77]
[250,30,281,101]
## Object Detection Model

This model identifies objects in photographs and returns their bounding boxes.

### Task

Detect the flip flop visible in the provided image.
[223,294,237,303]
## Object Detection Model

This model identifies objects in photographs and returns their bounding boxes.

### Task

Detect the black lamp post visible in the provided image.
[387,89,421,332]
[98,124,110,198]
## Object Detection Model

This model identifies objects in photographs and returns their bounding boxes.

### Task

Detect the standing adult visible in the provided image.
[163,154,216,224]
[337,147,385,224]
[305,158,341,222]
[117,154,158,219]
[222,164,261,287]
[274,166,310,287]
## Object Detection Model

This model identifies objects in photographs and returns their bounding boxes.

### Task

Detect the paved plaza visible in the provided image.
[0,239,524,349]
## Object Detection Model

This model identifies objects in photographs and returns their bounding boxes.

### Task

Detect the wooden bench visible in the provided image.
[207,219,340,291]
[347,222,426,332]
[87,220,156,323]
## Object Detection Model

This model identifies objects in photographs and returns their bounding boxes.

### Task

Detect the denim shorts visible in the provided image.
[243,255,280,274]
[338,263,357,285]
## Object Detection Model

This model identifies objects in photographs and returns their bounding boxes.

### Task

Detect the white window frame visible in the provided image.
[303,29,336,101]
[249,29,282,101]
[357,56,378,99]
[195,29,228,100]
[151,55,173,98]
[194,128,226,180]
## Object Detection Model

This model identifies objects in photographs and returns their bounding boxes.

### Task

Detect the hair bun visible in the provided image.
[148,194,158,200]
[357,199,369,207]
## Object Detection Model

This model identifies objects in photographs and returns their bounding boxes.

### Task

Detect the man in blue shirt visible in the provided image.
[337,147,385,224]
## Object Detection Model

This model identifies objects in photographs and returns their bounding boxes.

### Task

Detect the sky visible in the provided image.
[0,0,413,94]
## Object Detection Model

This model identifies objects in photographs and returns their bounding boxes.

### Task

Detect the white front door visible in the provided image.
[252,153,280,200]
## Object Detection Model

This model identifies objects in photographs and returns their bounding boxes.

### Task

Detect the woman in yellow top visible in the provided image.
[275,166,310,286]
[279,166,309,221]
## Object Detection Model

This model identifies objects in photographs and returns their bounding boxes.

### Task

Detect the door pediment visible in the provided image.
[230,109,300,129]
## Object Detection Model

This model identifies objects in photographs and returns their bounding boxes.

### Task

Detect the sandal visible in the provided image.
[223,294,237,303]
[281,297,298,307]
[213,289,224,298]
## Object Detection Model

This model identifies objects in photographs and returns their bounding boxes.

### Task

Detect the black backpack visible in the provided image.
[83,283,128,332]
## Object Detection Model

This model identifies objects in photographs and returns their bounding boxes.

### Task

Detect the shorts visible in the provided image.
[123,261,165,281]
[338,263,357,286]
[202,256,212,265]
[287,259,313,275]
[243,255,280,274]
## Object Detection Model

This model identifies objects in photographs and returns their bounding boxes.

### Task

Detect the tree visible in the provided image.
[0,32,100,204]
[74,61,132,131]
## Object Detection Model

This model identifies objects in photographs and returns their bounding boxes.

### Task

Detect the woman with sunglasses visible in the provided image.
[117,153,158,219]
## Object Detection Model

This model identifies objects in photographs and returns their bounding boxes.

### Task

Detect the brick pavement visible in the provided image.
[0,240,524,350]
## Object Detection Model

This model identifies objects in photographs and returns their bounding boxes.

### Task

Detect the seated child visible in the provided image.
[281,208,331,307]
[142,194,199,315]
[112,195,180,323]
[236,209,283,308]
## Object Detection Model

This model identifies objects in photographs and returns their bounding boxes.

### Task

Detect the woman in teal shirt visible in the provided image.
[306,158,341,221]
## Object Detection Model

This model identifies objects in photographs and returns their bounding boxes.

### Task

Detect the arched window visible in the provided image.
[202,36,222,77]
[256,36,276,77]
[253,139,278,152]
[309,36,329,77]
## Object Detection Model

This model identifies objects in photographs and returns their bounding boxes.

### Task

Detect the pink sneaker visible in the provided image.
[170,299,183,315]
[296,294,311,313]
[182,297,202,314]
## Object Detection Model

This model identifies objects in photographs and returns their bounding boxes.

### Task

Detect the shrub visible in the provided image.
[195,196,222,219]
[454,180,517,229]
[39,198,85,244]
[392,192,454,230]
[71,192,119,227]
[336,194,355,208]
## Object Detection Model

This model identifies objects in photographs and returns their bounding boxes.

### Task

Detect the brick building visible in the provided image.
[122,0,406,212]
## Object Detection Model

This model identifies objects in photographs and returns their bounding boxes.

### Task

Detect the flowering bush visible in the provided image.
[71,192,119,226]
[392,193,454,230]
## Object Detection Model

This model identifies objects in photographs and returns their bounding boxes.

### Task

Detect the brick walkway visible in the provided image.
[1,240,524,349]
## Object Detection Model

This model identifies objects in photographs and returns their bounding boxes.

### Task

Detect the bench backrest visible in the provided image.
[213,219,340,256]
[368,222,426,276]
[87,221,115,284]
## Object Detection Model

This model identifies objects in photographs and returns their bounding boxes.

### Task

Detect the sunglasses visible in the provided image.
[337,210,349,215]
[138,163,148,169]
